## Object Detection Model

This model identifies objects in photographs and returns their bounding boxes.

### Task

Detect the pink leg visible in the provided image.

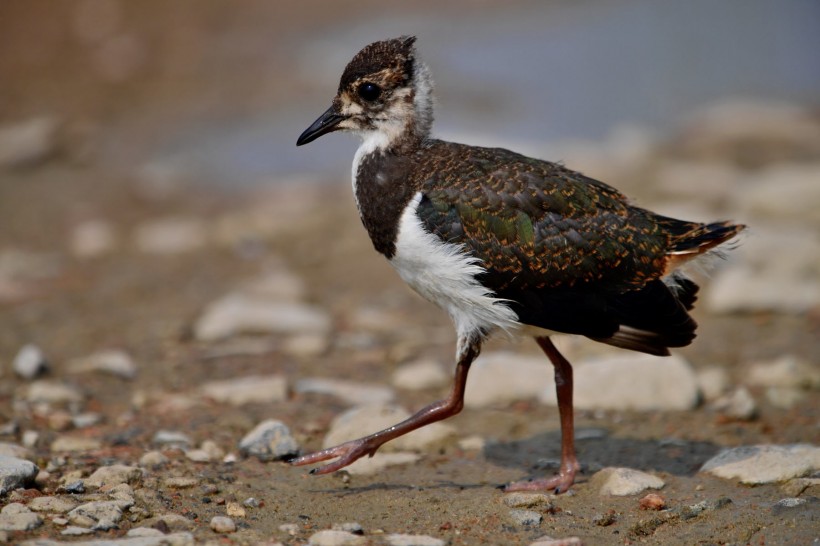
[291,341,481,475]
[505,336,580,493]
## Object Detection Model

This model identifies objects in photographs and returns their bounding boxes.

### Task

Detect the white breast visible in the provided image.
[390,192,520,344]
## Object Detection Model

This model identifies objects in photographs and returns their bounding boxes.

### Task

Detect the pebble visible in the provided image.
[295,378,395,406]
[18,532,196,545]
[225,502,245,518]
[279,523,300,535]
[69,219,117,258]
[25,380,84,405]
[61,525,94,536]
[210,515,236,533]
[331,522,363,534]
[163,477,200,489]
[465,352,550,408]
[194,294,331,340]
[322,404,455,452]
[700,444,820,484]
[22,430,38,448]
[152,430,192,448]
[508,509,542,526]
[134,216,208,254]
[66,350,137,380]
[539,353,699,411]
[200,374,288,406]
[391,359,449,391]
[384,535,445,546]
[745,354,820,389]
[67,500,125,530]
[0,117,59,168]
[308,529,366,545]
[591,467,665,496]
[695,366,730,401]
[13,344,49,379]
[27,496,79,514]
[239,419,300,461]
[772,497,807,510]
[85,465,143,489]
[529,537,583,546]
[502,492,553,508]
[710,386,758,420]
[0,455,39,495]
[639,493,667,510]
[0,503,43,532]
[50,436,102,453]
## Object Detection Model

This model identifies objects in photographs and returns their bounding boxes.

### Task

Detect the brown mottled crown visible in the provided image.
[338,36,417,92]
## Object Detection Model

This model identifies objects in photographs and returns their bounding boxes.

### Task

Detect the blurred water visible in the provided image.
[154,0,820,186]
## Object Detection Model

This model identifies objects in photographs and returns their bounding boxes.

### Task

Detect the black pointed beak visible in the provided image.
[296,106,346,146]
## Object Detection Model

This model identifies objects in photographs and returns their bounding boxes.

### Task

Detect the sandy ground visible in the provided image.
[0,159,818,545]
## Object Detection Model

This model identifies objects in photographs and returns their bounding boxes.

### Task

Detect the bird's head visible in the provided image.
[297,36,433,148]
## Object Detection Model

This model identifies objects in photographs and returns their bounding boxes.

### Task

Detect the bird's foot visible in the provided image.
[290,438,380,475]
[504,467,578,494]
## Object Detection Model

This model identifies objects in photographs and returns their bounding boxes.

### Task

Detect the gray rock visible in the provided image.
[0,455,39,495]
[308,529,367,545]
[0,508,43,531]
[67,500,125,530]
[126,528,165,537]
[209,516,236,533]
[701,444,820,484]
[134,217,208,254]
[591,467,665,496]
[66,350,137,380]
[194,294,331,340]
[295,377,394,406]
[710,387,758,420]
[0,117,59,169]
[391,359,449,391]
[746,355,820,389]
[152,430,192,448]
[200,374,288,406]
[27,496,79,514]
[239,419,300,461]
[85,465,143,489]
[509,509,542,526]
[13,344,48,379]
[465,352,550,408]
[781,477,820,497]
[25,380,84,405]
[322,404,454,452]
[539,353,699,411]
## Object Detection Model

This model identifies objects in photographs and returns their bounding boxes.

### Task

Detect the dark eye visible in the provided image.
[357,82,381,101]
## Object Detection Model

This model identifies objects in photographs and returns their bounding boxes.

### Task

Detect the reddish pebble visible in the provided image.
[639,493,666,510]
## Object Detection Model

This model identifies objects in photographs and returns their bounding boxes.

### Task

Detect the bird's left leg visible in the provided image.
[505,336,580,493]
[291,338,482,475]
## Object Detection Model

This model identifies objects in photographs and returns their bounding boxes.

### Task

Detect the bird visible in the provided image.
[293,35,744,493]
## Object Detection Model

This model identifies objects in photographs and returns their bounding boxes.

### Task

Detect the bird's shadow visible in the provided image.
[483,428,721,479]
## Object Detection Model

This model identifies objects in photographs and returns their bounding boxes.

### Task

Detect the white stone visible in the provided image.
[209,516,236,533]
[50,436,102,452]
[194,294,331,340]
[295,377,394,406]
[308,529,366,545]
[385,534,446,546]
[465,352,550,408]
[66,350,138,379]
[0,117,59,168]
[710,387,758,420]
[701,444,820,485]
[0,510,42,532]
[67,500,124,530]
[239,419,299,461]
[392,360,449,391]
[85,465,143,489]
[200,374,288,406]
[70,220,117,258]
[134,217,207,254]
[745,355,820,389]
[152,430,191,448]
[0,455,39,495]
[538,353,699,411]
[322,404,455,452]
[27,496,79,514]
[592,467,665,496]
[695,366,731,401]
[508,509,542,526]
[25,380,84,404]
[13,344,48,379]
